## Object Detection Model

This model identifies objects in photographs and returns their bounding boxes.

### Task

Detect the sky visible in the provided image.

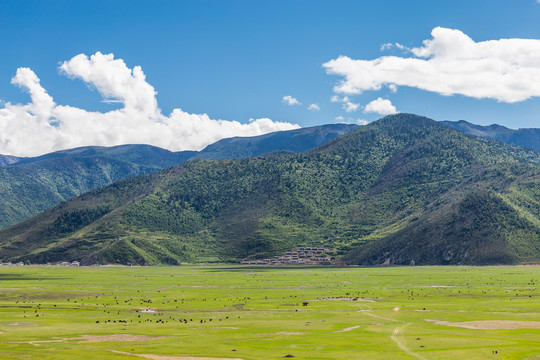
[1,0,540,156]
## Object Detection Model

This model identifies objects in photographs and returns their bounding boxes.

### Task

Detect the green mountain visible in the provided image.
[0,156,158,229]
[1,114,538,266]
[0,145,193,229]
[0,125,355,229]
[442,120,540,151]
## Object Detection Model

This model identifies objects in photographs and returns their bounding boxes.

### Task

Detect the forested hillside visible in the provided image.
[1,114,538,266]
[0,124,354,228]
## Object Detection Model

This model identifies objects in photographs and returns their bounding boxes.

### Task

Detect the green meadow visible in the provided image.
[0,265,539,360]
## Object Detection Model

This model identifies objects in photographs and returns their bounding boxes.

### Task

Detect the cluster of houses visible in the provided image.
[0,261,80,266]
[241,247,332,265]
[56,261,80,266]
[0,262,25,266]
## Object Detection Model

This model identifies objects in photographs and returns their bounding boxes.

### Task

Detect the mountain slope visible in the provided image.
[0,156,158,229]
[442,120,540,151]
[1,114,538,265]
[0,124,356,229]
[0,144,193,229]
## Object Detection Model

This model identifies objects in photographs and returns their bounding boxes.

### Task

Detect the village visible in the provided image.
[0,261,80,266]
[241,247,333,265]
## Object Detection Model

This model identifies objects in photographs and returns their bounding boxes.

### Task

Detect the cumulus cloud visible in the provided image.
[324,27,540,103]
[342,96,360,112]
[307,103,320,111]
[0,52,299,156]
[380,42,408,51]
[356,119,369,125]
[331,95,360,112]
[364,97,397,115]
[334,115,367,125]
[282,95,301,105]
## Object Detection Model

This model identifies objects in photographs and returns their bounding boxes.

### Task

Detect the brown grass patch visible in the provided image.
[425,319,540,329]
[7,322,39,327]
[210,327,238,329]
[194,327,239,330]
[110,350,244,360]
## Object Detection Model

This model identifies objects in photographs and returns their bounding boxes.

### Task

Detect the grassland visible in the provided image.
[0,265,539,359]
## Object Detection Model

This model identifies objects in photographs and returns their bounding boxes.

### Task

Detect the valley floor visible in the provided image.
[0,265,539,359]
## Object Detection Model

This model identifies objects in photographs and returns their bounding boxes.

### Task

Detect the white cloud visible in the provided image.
[307,103,320,111]
[330,95,340,103]
[331,95,360,112]
[364,97,398,115]
[356,119,369,125]
[282,95,301,105]
[324,27,540,103]
[380,43,393,51]
[334,116,367,125]
[380,42,408,51]
[342,96,360,112]
[0,52,299,156]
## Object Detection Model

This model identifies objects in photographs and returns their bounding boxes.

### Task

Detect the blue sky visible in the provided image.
[1,0,540,156]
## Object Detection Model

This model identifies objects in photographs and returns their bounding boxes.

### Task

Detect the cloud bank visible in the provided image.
[0,52,299,156]
[324,27,540,103]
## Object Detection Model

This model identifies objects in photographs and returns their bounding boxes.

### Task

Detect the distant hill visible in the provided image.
[194,124,358,160]
[0,124,357,228]
[442,120,540,151]
[14,144,197,169]
[0,154,22,166]
[1,114,538,266]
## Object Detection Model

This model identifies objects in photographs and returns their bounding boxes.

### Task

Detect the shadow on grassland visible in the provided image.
[0,273,66,281]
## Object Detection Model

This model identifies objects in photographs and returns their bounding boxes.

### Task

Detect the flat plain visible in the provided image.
[0,265,538,359]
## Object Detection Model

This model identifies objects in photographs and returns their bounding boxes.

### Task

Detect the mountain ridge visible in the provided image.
[1,114,538,266]
[0,124,357,228]
[442,120,540,151]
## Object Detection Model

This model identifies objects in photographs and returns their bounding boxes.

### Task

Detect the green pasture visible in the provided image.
[0,265,539,359]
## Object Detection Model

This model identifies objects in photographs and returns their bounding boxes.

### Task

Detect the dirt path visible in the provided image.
[359,309,430,360]
[335,325,362,333]
[359,311,403,323]
[391,324,429,360]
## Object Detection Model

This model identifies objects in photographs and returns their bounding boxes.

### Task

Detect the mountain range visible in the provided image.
[0,124,356,229]
[1,114,538,266]
[442,120,540,151]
